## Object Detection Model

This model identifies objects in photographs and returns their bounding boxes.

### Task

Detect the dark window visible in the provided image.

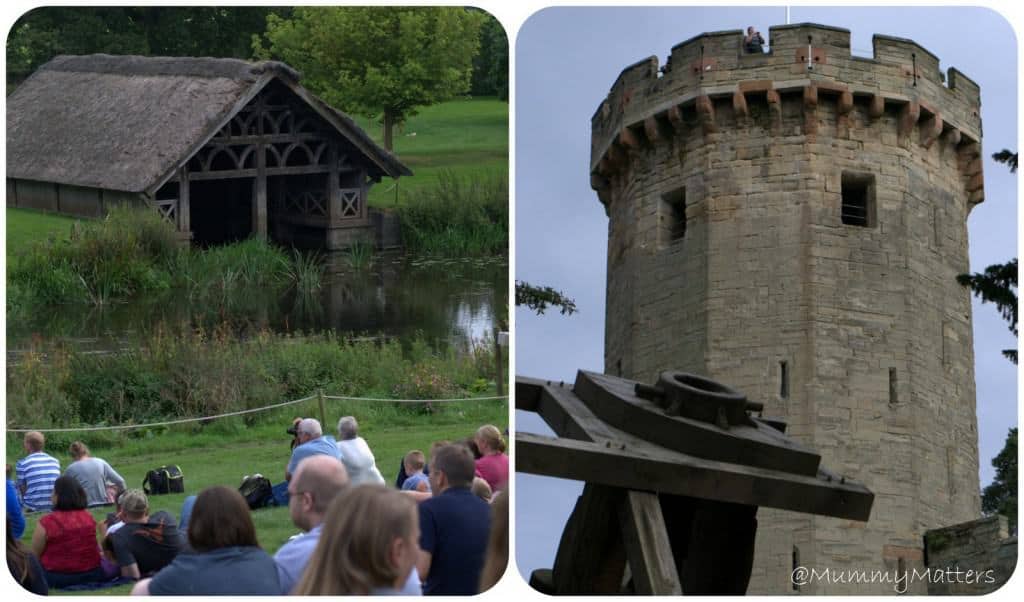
[841,172,875,227]
[780,361,789,399]
[889,368,898,404]
[660,187,686,245]
[792,546,801,591]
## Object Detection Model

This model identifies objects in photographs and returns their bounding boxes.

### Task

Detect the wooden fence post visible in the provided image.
[318,389,327,427]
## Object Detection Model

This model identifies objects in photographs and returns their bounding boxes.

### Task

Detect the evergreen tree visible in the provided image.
[982,427,1017,534]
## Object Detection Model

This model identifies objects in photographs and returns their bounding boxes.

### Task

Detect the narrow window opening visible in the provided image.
[841,172,875,227]
[889,368,898,404]
[659,187,686,246]
[616,359,623,377]
[780,361,789,399]
[792,546,801,591]
[897,557,907,594]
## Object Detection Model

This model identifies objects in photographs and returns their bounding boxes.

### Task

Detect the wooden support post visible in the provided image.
[327,143,342,227]
[493,327,504,397]
[552,484,627,594]
[618,490,683,594]
[178,166,190,234]
[254,141,268,239]
[317,389,327,427]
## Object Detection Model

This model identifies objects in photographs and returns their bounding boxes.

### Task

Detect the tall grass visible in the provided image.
[6,322,501,431]
[7,207,326,317]
[345,241,375,270]
[396,170,508,256]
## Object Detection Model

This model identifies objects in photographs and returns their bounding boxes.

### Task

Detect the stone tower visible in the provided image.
[590,24,983,594]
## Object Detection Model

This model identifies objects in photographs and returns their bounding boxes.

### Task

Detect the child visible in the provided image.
[400,451,429,493]
[471,477,492,503]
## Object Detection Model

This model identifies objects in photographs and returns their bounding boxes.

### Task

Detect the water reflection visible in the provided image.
[7,253,508,355]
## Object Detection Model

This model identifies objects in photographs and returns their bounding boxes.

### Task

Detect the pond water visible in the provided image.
[7,253,508,357]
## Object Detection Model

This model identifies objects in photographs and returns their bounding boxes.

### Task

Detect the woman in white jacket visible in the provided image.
[335,416,385,486]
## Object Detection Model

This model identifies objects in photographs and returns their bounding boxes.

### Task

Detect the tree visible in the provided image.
[982,427,1017,534]
[255,7,485,151]
[6,7,284,89]
[470,12,509,101]
[516,281,577,316]
[957,149,1018,363]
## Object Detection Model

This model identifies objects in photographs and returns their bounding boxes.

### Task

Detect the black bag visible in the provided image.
[143,465,184,495]
[239,474,273,510]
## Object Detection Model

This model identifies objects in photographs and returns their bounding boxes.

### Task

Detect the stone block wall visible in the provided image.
[924,515,1017,595]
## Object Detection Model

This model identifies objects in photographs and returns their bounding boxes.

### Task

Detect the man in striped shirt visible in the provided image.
[15,431,61,511]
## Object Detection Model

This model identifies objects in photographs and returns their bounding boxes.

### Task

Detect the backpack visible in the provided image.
[239,474,273,510]
[143,465,185,495]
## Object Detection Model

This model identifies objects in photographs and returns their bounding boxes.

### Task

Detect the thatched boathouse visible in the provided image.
[6,54,411,249]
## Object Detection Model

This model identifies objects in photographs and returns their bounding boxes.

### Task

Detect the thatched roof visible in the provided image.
[6,54,411,194]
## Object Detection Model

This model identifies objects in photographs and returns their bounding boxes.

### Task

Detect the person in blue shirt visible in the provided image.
[416,444,492,595]
[6,464,25,540]
[285,419,341,482]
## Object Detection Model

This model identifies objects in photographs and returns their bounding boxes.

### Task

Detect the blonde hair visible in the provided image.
[472,477,493,502]
[476,425,507,454]
[69,441,90,460]
[24,432,44,452]
[404,450,425,472]
[294,485,418,595]
[479,487,509,592]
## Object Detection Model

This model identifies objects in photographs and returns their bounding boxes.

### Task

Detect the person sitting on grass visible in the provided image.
[286,418,341,482]
[6,464,25,540]
[274,455,351,594]
[473,425,509,492]
[294,486,422,595]
[64,441,126,507]
[107,489,184,580]
[401,451,430,493]
[274,456,423,595]
[8,516,48,595]
[32,476,105,588]
[130,486,280,595]
[417,444,492,595]
[16,431,61,512]
[335,416,386,486]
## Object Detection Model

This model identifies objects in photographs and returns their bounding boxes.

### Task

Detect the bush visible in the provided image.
[5,325,500,430]
[397,170,508,256]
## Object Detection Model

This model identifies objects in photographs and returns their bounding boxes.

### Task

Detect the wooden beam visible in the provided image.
[551,484,627,594]
[618,490,682,594]
[178,166,190,234]
[515,432,874,520]
[210,133,325,145]
[253,139,267,240]
[188,165,332,181]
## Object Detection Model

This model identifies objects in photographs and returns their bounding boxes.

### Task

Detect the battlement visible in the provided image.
[592,23,982,181]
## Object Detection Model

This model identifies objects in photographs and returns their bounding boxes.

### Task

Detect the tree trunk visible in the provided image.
[383,109,395,151]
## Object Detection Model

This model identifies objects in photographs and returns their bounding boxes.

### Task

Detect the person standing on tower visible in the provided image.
[744,26,765,53]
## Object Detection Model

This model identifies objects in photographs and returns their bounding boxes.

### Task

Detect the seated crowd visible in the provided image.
[7,420,509,596]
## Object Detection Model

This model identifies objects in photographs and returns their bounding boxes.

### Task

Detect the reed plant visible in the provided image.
[396,170,508,256]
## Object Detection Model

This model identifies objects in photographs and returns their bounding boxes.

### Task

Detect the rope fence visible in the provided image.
[6,391,508,434]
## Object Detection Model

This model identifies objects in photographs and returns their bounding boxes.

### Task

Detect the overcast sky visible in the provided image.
[514,5,1018,581]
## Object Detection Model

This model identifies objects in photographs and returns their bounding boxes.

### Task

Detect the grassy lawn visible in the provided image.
[352,97,509,207]
[10,397,506,595]
[6,208,78,257]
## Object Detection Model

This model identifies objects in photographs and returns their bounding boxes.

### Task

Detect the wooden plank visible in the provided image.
[514,377,545,412]
[254,140,267,240]
[551,484,627,594]
[327,142,342,227]
[618,490,682,594]
[210,133,325,145]
[515,432,873,520]
[574,370,821,476]
[178,167,190,234]
[188,165,332,181]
